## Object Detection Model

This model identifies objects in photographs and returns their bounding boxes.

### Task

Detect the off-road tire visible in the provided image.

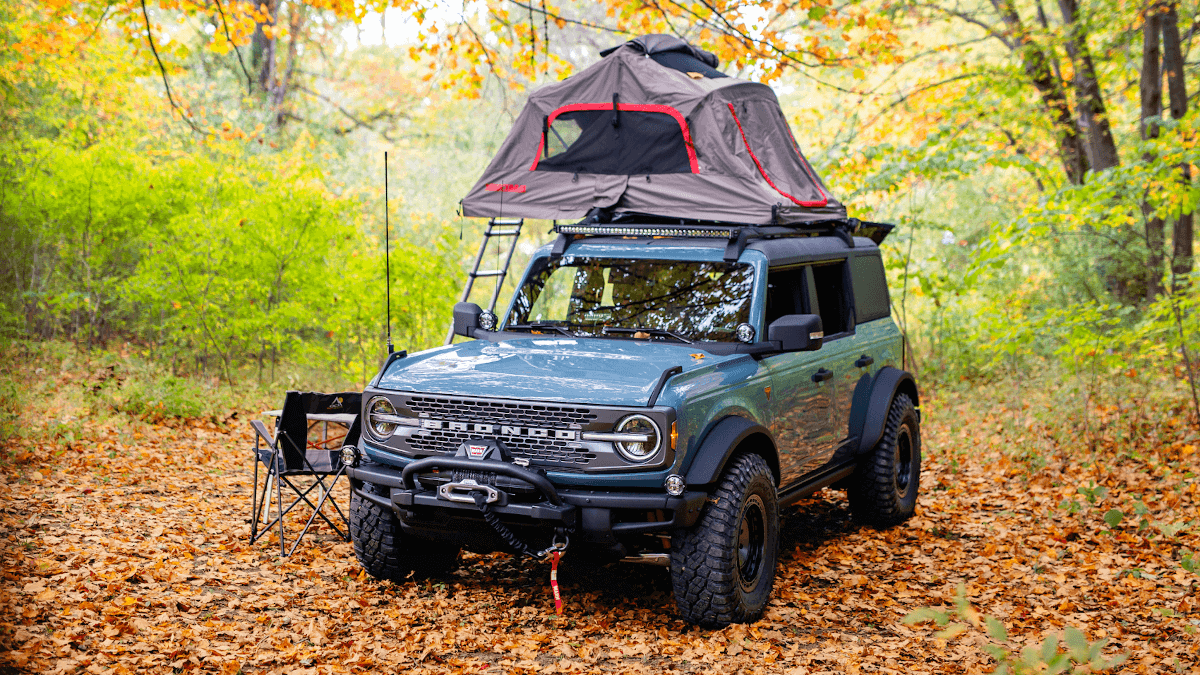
[848,393,921,527]
[350,481,460,581]
[670,453,779,628]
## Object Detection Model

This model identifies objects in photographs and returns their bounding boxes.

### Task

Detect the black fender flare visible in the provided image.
[683,416,779,488]
[853,366,920,456]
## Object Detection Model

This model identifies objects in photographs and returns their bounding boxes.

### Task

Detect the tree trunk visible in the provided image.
[1058,0,1121,171]
[1140,4,1165,300]
[991,0,1090,184]
[1162,2,1193,278]
[270,4,305,126]
[252,0,278,94]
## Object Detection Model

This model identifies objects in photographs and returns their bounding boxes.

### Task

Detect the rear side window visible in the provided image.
[810,261,851,335]
[850,255,890,323]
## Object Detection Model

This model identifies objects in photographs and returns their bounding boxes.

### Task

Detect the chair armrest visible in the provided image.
[250,419,276,447]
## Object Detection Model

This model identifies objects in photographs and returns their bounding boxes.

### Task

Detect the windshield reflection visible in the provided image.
[507,256,753,342]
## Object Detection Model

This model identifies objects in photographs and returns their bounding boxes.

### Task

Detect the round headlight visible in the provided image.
[366,395,398,440]
[478,310,497,332]
[614,414,661,462]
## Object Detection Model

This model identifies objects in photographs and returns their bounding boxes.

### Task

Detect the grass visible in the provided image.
[0,339,362,452]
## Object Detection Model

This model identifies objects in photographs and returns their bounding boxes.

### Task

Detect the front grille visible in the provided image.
[405,396,598,427]
[398,395,600,467]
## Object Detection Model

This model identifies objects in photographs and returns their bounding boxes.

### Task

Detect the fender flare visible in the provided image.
[683,416,779,487]
[854,366,920,456]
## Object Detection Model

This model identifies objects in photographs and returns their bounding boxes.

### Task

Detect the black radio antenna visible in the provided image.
[384,151,393,355]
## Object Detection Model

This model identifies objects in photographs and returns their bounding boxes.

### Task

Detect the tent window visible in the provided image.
[532,104,699,175]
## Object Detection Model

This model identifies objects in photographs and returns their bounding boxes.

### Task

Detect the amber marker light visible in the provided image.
[670,421,678,451]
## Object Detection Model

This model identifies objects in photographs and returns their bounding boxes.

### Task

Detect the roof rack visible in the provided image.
[550,215,894,261]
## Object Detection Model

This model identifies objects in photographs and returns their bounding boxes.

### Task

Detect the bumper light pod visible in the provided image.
[340,445,361,468]
[664,474,686,496]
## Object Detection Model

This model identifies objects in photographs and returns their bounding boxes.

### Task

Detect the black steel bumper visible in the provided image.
[346,459,707,542]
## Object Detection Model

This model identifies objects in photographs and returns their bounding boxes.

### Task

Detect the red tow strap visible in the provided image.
[550,551,563,615]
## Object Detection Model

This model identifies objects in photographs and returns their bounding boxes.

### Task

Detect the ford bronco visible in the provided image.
[341,218,921,628]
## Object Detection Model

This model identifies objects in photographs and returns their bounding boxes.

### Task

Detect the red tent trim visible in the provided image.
[727,103,828,209]
[529,103,700,173]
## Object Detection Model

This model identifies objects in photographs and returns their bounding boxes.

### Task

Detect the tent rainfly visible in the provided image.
[461,35,847,226]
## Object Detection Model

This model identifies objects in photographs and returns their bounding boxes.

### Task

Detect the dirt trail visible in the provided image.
[1,399,1197,674]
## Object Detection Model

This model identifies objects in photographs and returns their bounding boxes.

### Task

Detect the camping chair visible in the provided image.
[249,391,362,556]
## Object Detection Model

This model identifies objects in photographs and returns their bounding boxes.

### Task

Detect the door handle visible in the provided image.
[854,354,874,368]
[811,368,834,383]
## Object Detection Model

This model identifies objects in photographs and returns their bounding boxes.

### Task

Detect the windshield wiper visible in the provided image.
[602,326,694,344]
[508,322,575,337]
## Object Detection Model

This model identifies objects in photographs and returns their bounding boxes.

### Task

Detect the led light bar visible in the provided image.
[555,224,738,238]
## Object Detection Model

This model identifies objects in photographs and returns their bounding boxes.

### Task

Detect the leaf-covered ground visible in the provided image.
[1,384,1198,674]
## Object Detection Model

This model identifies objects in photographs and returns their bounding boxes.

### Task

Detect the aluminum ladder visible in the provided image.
[444,217,524,345]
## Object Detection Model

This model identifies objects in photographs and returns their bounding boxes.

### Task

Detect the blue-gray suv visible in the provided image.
[344,218,921,627]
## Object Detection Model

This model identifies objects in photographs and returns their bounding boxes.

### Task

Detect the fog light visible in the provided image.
[340,445,360,468]
[664,474,685,496]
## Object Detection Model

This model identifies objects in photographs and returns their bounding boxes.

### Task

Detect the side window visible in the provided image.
[764,266,807,326]
[810,260,851,336]
[850,255,890,323]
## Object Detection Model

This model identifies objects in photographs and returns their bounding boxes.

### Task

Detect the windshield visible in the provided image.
[507,256,754,342]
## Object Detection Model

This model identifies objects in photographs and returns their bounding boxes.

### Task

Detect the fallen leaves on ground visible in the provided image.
[1,390,1197,674]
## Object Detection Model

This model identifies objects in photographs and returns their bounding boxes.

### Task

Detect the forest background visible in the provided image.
[0,0,1198,671]
[0,0,1197,409]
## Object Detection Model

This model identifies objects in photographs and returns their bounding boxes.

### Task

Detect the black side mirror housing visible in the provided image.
[452,302,483,338]
[767,314,824,352]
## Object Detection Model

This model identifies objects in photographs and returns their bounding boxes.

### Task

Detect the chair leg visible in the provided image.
[286,468,348,556]
[276,460,287,556]
[250,448,261,541]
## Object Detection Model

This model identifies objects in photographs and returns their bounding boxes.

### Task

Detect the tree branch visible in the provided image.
[507,0,632,35]
[212,0,254,95]
[139,0,208,135]
[914,2,1015,49]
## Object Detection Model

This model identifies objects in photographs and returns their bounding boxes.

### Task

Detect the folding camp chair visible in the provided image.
[249,391,362,555]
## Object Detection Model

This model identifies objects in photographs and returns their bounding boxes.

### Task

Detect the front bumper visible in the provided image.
[346,459,706,546]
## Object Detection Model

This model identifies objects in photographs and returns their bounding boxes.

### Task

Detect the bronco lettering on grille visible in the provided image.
[419,418,578,441]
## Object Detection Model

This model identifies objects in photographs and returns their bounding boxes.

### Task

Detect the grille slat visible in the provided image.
[399,395,600,467]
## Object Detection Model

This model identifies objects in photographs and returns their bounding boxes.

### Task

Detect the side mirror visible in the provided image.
[767,314,823,352]
[453,302,483,337]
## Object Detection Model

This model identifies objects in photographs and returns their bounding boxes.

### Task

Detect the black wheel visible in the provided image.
[848,393,921,527]
[349,481,460,580]
[670,453,779,627]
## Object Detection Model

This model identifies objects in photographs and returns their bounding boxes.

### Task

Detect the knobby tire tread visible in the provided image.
[848,393,920,527]
[670,453,778,628]
[350,481,459,581]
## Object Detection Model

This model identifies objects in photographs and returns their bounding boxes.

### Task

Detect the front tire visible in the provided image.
[670,453,779,627]
[848,393,921,527]
[350,481,461,580]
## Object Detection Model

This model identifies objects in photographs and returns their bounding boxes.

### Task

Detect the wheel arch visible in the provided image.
[854,366,920,456]
[683,415,780,488]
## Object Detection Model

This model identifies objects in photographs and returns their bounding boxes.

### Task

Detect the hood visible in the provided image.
[375,337,745,407]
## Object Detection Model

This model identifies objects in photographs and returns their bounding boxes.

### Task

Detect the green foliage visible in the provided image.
[0,129,463,385]
[1103,508,1124,528]
[904,584,1128,674]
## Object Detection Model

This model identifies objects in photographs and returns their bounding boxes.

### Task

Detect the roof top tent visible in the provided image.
[461,34,846,225]
[447,36,891,344]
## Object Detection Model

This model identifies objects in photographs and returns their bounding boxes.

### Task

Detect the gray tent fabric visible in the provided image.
[461,35,846,225]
